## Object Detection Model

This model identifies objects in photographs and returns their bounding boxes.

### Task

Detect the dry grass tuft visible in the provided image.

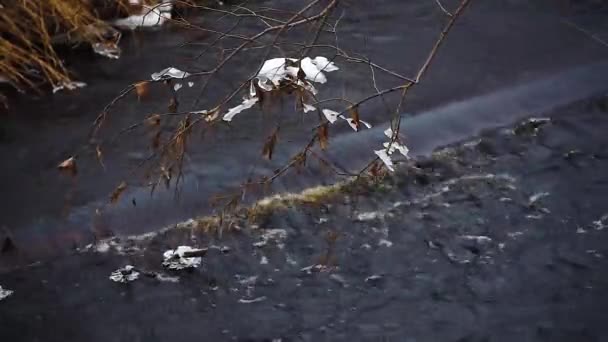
[190,180,356,233]
[0,0,125,89]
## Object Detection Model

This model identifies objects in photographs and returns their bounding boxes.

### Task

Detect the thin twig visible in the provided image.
[434,0,453,17]
[562,19,608,49]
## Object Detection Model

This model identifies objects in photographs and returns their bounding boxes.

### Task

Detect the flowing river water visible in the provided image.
[1,0,608,265]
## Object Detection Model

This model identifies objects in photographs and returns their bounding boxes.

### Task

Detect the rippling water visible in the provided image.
[1,0,607,265]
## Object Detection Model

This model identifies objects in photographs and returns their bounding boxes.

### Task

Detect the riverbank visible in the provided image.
[2,95,607,341]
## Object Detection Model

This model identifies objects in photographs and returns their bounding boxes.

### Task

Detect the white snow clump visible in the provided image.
[109,265,140,283]
[162,246,205,270]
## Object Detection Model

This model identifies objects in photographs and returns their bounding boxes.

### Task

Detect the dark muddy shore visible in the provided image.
[1,96,608,341]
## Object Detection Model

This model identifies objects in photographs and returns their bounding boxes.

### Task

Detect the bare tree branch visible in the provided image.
[80,0,474,221]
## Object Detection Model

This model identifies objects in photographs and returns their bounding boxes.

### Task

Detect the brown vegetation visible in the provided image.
[0,0,126,89]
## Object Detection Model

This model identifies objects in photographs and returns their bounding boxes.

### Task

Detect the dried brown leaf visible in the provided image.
[134,81,149,101]
[349,105,361,132]
[96,145,105,169]
[257,89,266,107]
[326,230,340,244]
[57,156,77,176]
[295,89,304,112]
[180,115,192,135]
[110,181,127,204]
[204,107,220,122]
[369,160,387,178]
[161,166,172,189]
[314,153,329,168]
[151,131,161,150]
[0,93,8,111]
[262,127,279,160]
[225,195,240,213]
[146,114,161,126]
[317,123,329,150]
[168,97,178,113]
[292,152,307,172]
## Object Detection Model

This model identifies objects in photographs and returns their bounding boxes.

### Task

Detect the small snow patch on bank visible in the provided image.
[109,265,140,283]
[356,211,382,221]
[253,229,288,249]
[162,246,205,270]
[528,192,550,205]
[238,296,266,304]
[52,81,86,94]
[378,239,393,247]
[93,241,111,253]
[0,285,13,301]
[155,273,180,283]
[460,235,492,244]
[592,214,608,231]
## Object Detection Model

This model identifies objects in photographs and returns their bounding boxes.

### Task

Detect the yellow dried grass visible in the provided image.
[0,0,123,89]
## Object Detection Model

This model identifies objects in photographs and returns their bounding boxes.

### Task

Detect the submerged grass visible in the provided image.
[248,182,351,218]
[188,175,389,234]
[179,182,353,234]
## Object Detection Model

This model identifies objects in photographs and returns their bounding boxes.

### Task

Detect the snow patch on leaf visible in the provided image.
[255,56,338,87]
[52,81,86,94]
[223,56,339,123]
[300,57,327,83]
[382,141,409,157]
[223,97,259,122]
[322,109,339,123]
[374,127,410,172]
[312,56,339,72]
[384,127,397,139]
[257,58,291,86]
[151,67,190,81]
[343,117,372,131]
[374,149,395,172]
[303,103,317,113]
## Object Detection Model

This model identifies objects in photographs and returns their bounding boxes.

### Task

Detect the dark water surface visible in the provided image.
[1,0,608,264]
